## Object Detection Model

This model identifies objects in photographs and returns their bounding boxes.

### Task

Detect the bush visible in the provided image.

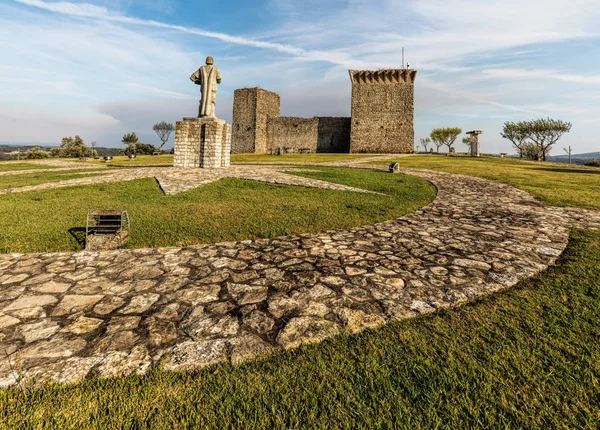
[584,158,600,167]
[25,146,49,159]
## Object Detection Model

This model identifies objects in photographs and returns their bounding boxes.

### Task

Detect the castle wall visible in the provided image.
[349,69,417,154]
[267,117,319,153]
[232,88,280,153]
[316,117,351,153]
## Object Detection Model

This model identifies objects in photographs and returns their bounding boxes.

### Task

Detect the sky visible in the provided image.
[1,0,600,154]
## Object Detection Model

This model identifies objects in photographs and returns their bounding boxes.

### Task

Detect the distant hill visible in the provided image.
[548,151,600,165]
[0,144,121,160]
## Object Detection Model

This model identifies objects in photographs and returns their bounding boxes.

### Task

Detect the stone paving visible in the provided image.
[1,165,600,388]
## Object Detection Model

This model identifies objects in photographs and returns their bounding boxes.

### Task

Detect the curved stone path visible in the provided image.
[1,166,600,388]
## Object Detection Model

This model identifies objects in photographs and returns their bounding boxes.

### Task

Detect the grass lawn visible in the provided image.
[2,229,598,428]
[231,153,381,163]
[0,162,59,172]
[70,153,380,167]
[374,155,600,210]
[0,169,110,190]
[0,167,435,253]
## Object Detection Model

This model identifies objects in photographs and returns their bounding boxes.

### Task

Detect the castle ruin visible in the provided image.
[232,68,416,154]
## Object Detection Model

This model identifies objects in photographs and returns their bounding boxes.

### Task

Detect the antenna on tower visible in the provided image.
[402,47,405,69]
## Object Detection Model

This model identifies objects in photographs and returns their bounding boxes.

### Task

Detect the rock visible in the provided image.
[146,318,178,346]
[244,310,275,333]
[119,293,160,314]
[52,295,104,316]
[227,283,268,305]
[1,273,30,285]
[30,281,71,293]
[19,336,86,360]
[345,267,367,276]
[452,259,492,271]
[7,306,46,320]
[335,308,385,333]
[94,344,151,378]
[177,284,221,305]
[62,316,103,334]
[229,334,273,365]
[276,316,339,349]
[93,296,126,315]
[17,319,60,343]
[4,295,58,311]
[267,295,300,319]
[0,314,20,329]
[163,339,228,371]
[181,314,239,338]
[107,316,141,333]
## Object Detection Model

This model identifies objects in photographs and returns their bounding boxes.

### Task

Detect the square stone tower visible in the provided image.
[232,87,280,153]
[348,69,417,153]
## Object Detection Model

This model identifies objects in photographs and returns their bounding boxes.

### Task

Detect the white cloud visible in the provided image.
[482,68,600,85]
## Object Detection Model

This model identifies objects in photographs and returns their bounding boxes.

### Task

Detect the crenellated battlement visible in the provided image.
[348,69,417,85]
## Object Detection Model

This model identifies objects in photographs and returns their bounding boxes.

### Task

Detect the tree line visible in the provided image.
[417,117,572,162]
[23,122,175,159]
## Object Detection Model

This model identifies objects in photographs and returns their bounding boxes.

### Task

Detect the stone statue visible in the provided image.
[190,56,222,118]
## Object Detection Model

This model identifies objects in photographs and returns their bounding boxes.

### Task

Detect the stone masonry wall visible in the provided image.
[316,117,351,153]
[232,88,280,153]
[267,117,319,153]
[349,69,417,154]
[174,118,201,168]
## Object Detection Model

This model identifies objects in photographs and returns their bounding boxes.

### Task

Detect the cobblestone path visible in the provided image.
[1,167,599,388]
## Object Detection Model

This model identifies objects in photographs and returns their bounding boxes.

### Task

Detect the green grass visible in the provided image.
[0,167,435,253]
[0,162,59,172]
[2,229,599,429]
[0,170,110,190]
[72,153,379,166]
[375,155,600,210]
[231,153,381,163]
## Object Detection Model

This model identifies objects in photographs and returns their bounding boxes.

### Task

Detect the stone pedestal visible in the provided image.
[174,117,231,168]
[466,130,483,158]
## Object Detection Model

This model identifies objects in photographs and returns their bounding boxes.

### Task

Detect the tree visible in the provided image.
[526,117,572,162]
[523,142,541,160]
[563,145,573,164]
[90,141,98,158]
[430,127,462,153]
[462,136,472,152]
[500,121,529,158]
[122,133,139,155]
[60,136,89,158]
[49,147,61,158]
[152,122,175,153]
[420,137,431,152]
[120,142,156,156]
[25,146,49,159]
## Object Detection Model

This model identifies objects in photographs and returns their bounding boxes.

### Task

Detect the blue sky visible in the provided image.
[1,0,599,154]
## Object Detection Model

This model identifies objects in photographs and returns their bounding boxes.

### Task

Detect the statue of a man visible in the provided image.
[190,56,222,118]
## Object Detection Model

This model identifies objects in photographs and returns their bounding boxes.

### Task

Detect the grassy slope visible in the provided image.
[2,229,598,429]
[0,167,435,253]
[0,170,109,190]
[0,162,59,172]
[375,155,600,210]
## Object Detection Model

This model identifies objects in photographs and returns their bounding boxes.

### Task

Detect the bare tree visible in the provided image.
[153,122,175,154]
[563,145,573,164]
[420,137,431,152]
[430,127,462,153]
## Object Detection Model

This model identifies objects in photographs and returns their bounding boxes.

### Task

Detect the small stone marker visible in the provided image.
[128,154,136,161]
[389,162,400,173]
[103,156,112,162]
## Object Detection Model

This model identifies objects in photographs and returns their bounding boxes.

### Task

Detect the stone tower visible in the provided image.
[232,87,281,153]
[348,69,417,153]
